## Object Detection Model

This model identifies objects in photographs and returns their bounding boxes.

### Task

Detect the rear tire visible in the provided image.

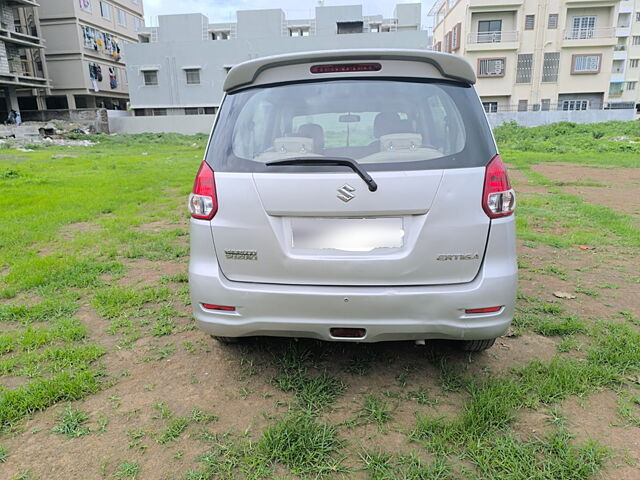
[211,335,241,344]
[459,338,496,352]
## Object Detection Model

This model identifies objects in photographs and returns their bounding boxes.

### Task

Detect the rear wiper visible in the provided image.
[266,156,378,192]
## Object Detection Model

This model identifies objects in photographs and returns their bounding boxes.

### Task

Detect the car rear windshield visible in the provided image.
[206,79,495,172]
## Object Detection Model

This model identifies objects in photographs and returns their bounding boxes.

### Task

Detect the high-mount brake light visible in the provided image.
[188,161,218,220]
[482,155,516,219]
[310,63,382,74]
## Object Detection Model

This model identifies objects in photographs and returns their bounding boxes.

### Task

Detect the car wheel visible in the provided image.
[459,338,496,352]
[211,335,241,344]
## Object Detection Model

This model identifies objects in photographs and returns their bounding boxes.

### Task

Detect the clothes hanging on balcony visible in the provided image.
[109,68,118,89]
[88,63,103,91]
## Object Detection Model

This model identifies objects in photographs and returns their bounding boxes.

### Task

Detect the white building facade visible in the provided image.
[125,4,428,116]
[430,0,639,113]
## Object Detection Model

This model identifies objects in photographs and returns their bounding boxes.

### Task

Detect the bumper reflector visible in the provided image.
[202,303,236,312]
[465,306,502,314]
[330,328,366,338]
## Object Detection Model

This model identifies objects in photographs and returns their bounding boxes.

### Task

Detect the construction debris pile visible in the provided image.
[0,121,96,148]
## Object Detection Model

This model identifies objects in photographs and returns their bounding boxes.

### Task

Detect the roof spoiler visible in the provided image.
[223,49,476,92]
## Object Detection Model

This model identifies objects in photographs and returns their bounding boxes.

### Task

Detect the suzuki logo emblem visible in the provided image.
[337,184,356,202]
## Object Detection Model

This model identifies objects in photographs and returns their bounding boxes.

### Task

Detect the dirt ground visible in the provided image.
[1,162,639,480]
[532,162,640,220]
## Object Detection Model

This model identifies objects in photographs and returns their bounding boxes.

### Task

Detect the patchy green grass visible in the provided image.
[360,395,392,431]
[0,127,638,479]
[271,343,346,415]
[51,405,91,438]
[360,451,452,480]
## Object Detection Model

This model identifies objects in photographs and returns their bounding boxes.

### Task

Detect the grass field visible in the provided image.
[0,122,639,480]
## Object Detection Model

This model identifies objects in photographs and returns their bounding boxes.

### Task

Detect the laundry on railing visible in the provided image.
[81,25,122,60]
[109,67,118,89]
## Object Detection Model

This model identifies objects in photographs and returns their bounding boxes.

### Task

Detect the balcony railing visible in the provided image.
[609,84,624,96]
[467,30,518,44]
[614,44,627,51]
[9,58,38,77]
[564,27,615,40]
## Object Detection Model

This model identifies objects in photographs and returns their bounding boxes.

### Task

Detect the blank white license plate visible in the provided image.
[291,217,404,252]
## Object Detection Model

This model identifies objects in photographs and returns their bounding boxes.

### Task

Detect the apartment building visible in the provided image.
[430,0,631,113]
[38,0,144,110]
[0,0,49,118]
[609,0,640,108]
[125,3,428,116]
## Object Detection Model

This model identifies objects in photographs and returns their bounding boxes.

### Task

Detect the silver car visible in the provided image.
[188,49,517,351]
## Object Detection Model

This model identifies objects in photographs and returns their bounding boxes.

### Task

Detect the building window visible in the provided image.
[482,102,498,113]
[633,36,640,45]
[451,23,461,50]
[337,21,363,34]
[185,68,200,85]
[630,59,639,68]
[636,12,640,22]
[444,32,451,53]
[628,81,638,91]
[478,58,505,77]
[289,27,309,37]
[152,108,167,116]
[133,17,142,31]
[516,53,533,83]
[542,52,560,82]
[204,107,217,114]
[477,19,502,43]
[541,99,551,111]
[562,100,588,111]
[571,54,601,74]
[100,2,111,20]
[568,16,596,39]
[548,14,558,29]
[525,15,535,30]
[142,70,158,86]
[211,31,230,40]
[185,108,200,115]
[518,100,528,112]
[434,41,441,52]
[369,23,380,32]
[79,0,91,12]
[117,8,126,26]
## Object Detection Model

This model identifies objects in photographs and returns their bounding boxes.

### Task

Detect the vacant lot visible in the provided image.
[0,123,639,480]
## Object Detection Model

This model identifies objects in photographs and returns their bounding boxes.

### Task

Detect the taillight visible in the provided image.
[188,162,218,220]
[482,155,515,218]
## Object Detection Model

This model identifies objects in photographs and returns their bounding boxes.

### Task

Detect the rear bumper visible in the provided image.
[189,218,517,343]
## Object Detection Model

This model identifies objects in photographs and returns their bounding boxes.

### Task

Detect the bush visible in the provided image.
[494,120,640,154]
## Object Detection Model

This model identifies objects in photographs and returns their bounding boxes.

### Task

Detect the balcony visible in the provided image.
[466,30,519,51]
[613,48,627,61]
[562,27,616,47]
[0,58,48,88]
[0,26,43,48]
[618,2,634,14]
[609,82,624,96]
[615,26,630,37]
[469,0,522,8]
[6,0,39,6]
[610,72,625,83]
